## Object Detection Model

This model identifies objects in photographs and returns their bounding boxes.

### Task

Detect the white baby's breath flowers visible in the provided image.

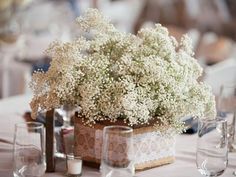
[30,8,216,133]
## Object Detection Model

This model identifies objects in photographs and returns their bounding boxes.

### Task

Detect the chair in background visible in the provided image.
[0,50,31,98]
[91,0,145,33]
[204,58,236,96]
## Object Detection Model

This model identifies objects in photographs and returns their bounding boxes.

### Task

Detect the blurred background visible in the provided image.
[0,0,236,99]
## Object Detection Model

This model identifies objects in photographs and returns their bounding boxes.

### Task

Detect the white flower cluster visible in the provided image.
[30,9,216,133]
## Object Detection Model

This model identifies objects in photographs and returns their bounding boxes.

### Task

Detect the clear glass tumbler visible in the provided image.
[54,104,77,159]
[196,118,228,177]
[218,83,236,152]
[100,126,134,177]
[13,122,46,177]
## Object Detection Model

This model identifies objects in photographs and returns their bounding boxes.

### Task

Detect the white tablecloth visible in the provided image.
[0,94,236,177]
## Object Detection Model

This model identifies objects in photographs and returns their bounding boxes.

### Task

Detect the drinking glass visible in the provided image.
[196,118,228,177]
[218,83,236,152]
[54,105,76,158]
[100,126,134,177]
[13,122,46,177]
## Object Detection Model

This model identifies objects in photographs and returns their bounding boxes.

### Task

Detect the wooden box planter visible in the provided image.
[74,118,176,171]
[44,110,175,172]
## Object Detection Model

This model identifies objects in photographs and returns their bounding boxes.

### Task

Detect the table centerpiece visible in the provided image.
[30,9,216,171]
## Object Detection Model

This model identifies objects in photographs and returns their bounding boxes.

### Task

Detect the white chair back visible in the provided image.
[204,58,236,95]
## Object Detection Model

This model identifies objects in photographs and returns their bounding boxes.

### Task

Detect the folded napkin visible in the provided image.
[182,117,198,134]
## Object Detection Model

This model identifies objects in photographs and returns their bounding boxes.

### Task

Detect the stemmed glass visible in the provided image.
[13,122,46,177]
[218,83,236,152]
[196,118,228,177]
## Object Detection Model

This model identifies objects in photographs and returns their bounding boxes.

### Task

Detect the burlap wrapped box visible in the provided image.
[74,118,175,171]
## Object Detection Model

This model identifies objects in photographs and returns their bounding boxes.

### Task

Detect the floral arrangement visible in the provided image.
[30,9,215,133]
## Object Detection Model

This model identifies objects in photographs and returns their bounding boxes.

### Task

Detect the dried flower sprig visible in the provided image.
[30,8,216,133]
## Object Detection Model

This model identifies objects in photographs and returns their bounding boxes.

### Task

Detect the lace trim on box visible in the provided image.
[75,125,175,164]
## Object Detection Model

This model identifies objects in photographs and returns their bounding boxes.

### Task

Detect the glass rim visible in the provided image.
[103,125,133,134]
[15,121,44,129]
[66,153,82,159]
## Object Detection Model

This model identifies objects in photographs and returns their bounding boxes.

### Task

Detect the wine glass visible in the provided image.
[218,83,236,152]
[196,118,228,177]
[13,122,46,177]
[100,126,134,177]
